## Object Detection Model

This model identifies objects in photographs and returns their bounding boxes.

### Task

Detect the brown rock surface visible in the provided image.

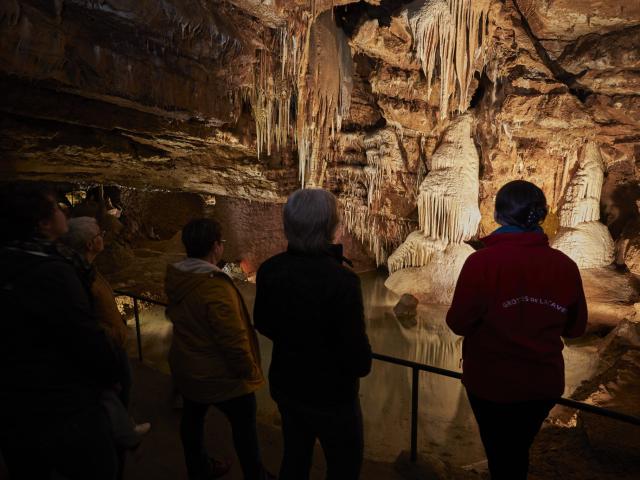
[2,0,640,273]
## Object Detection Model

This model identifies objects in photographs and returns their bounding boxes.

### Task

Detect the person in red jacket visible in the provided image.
[446,180,588,480]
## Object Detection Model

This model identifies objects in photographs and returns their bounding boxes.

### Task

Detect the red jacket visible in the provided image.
[446,232,587,402]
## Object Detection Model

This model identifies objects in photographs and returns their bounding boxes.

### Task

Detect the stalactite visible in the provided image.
[406,0,490,119]
[364,130,396,207]
[247,27,301,160]
[296,11,353,187]
[342,201,415,267]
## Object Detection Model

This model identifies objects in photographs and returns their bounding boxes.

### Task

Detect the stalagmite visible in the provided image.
[386,114,480,304]
[558,142,604,228]
[551,143,614,269]
[405,0,490,119]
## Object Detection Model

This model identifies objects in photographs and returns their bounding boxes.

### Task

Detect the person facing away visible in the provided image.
[0,185,121,480]
[164,218,271,480]
[62,216,151,451]
[254,188,373,480]
[446,180,588,480]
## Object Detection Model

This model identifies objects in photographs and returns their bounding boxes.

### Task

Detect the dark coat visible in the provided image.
[446,232,588,403]
[0,245,120,429]
[254,247,372,407]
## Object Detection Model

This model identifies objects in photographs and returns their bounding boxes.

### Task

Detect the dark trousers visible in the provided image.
[116,346,132,408]
[467,390,555,480]
[0,407,117,480]
[276,397,363,480]
[181,393,264,480]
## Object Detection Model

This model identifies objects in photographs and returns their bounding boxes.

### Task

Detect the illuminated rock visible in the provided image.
[551,143,614,268]
[386,114,480,304]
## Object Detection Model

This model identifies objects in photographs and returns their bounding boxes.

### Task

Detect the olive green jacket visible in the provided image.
[165,259,264,403]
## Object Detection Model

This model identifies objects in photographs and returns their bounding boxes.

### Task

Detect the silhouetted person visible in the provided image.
[62,217,151,452]
[0,185,120,480]
[165,218,270,480]
[447,180,588,480]
[254,188,372,480]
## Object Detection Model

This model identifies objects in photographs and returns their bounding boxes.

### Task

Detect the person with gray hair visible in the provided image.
[254,188,372,480]
[62,217,150,453]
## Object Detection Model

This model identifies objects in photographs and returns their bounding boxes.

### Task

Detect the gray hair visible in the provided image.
[283,189,338,253]
[62,216,99,253]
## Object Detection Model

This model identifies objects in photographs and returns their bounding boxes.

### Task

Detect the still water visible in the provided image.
[126,271,599,466]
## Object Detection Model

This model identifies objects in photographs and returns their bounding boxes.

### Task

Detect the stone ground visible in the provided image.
[124,362,406,480]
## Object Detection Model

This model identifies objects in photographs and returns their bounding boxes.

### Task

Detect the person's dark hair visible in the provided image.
[181,218,222,258]
[0,184,58,243]
[283,189,338,253]
[495,180,548,229]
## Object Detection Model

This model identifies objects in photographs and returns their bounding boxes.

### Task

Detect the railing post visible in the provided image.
[411,366,419,463]
[133,297,143,362]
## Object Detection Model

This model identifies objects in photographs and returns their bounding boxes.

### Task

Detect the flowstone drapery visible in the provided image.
[385,114,480,304]
[551,143,614,268]
[296,11,353,187]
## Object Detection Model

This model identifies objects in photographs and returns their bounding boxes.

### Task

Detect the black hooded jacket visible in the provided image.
[254,246,372,407]
[0,244,119,429]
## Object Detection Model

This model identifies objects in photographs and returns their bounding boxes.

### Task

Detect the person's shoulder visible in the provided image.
[33,252,76,276]
[257,252,289,274]
[464,247,492,266]
[546,246,580,272]
[194,273,237,303]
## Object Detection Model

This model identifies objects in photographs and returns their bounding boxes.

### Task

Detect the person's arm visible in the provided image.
[563,264,588,338]
[39,262,119,386]
[206,280,258,379]
[335,272,372,378]
[446,254,487,337]
[253,265,276,340]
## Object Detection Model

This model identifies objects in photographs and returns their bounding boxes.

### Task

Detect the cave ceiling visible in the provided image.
[1,0,639,260]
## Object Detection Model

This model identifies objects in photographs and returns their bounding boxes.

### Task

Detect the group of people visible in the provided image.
[0,180,587,480]
[0,186,149,480]
[164,182,587,480]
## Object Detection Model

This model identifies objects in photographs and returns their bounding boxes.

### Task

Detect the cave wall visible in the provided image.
[1,0,639,267]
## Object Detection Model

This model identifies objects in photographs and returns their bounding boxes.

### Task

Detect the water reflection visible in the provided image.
[125,270,599,466]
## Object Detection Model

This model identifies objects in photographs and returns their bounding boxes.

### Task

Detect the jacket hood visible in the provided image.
[165,258,222,304]
[481,231,549,248]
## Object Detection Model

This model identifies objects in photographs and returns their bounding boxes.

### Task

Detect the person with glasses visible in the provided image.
[0,186,120,480]
[165,218,272,480]
[62,217,151,451]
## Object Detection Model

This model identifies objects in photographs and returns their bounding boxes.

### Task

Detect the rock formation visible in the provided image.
[385,114,480,304]
[1,0,639,278]
[552,143,615,269]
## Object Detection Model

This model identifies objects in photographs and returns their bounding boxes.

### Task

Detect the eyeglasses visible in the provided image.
[94,230,106,239]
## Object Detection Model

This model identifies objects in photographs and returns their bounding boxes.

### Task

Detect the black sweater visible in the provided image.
[254,248,372,407]
[0,246,119,429]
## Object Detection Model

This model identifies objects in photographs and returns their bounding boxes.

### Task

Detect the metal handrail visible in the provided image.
[113,289,640,463]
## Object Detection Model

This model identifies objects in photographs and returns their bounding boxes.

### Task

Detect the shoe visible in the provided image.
[134,422,151,436]
[208,457,232,479]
